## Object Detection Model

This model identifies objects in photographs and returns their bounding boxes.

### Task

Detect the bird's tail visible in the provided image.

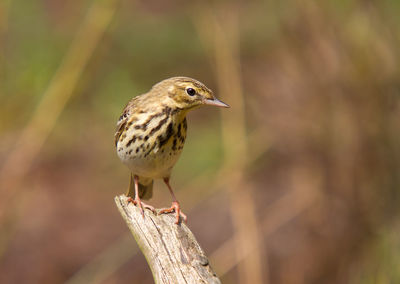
[126,174,153,200]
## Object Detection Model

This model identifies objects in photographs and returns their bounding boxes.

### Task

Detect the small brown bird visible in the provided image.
[115,77,229,224]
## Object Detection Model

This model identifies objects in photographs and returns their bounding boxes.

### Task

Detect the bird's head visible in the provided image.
[153,77,229,110]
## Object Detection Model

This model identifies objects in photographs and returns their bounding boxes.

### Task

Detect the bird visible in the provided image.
[115,77,229,224]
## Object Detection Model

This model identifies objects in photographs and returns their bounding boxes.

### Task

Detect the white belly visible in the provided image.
[117,141,183,178]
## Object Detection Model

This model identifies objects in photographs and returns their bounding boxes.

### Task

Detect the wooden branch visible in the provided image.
[114,195,221,284]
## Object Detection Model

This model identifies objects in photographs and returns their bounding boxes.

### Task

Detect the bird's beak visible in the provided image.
[204,98,230,108]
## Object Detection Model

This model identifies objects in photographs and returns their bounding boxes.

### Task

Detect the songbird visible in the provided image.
[115,77,229,224]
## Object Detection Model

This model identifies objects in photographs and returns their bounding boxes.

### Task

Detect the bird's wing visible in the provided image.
[115,95,151,147]
[114,109,129,147]
[115,97,137,147]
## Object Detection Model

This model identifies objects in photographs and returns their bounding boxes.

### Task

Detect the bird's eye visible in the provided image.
[186,88,196,96]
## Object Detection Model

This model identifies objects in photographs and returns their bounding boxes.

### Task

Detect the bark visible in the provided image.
[114,195,221,284]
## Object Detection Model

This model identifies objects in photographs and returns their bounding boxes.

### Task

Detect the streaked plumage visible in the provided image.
[115,76,229,223]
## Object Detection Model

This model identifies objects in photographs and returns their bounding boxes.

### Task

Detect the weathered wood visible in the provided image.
[114,195,221,284]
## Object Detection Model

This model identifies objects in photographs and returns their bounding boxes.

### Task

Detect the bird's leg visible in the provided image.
[126,174,155,217]
[158,177,187,224]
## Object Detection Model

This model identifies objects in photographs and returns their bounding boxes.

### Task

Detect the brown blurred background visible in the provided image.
[1,0,400,283]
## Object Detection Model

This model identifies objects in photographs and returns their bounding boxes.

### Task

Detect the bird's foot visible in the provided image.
[127,196,156,217]
[158,201,187,224]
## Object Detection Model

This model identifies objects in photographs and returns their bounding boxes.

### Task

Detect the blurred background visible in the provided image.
[1,0,400,283]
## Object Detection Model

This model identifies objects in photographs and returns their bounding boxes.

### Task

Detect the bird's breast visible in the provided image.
[116,110,187,178]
